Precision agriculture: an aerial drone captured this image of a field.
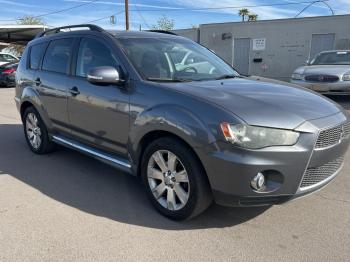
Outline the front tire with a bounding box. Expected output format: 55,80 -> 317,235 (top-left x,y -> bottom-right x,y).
141,137 -> 212,220
23,107 -> 56,154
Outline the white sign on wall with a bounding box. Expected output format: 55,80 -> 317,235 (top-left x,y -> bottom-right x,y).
253,38 -> 266,51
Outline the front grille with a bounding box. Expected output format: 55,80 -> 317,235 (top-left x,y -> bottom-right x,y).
304,74 -> 339,83
315,122 -> 350,149
300,156 -> 344,189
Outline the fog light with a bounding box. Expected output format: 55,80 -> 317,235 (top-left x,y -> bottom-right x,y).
251,172 -> 265,190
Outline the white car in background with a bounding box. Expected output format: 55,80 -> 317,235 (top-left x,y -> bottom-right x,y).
291,50 -> 350,94
0,52 -> 19,66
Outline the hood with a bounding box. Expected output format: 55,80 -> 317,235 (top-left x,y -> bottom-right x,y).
294,65 -> 350,76
169,78 -> 341,130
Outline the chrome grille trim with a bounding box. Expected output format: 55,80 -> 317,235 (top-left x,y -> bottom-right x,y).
304,74 -> 339,83
299,156 -> 344,191
315,122 -> 350,149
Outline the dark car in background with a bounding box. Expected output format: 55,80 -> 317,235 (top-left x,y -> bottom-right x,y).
15,25 -> 350,220
0,62 -> 18,87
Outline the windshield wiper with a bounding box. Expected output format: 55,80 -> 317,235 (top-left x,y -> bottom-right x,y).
215,74 -> 237,80
146,77 -> 193,82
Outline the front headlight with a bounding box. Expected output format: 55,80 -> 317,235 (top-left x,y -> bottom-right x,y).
291,73 -> 304,80
342,74 -> 350,81
220,123 -> 300,149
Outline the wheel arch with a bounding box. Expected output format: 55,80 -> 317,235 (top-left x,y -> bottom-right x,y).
19,87 -> 51,130
136,130 -> 206,174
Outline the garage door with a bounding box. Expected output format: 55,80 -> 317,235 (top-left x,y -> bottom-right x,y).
234,38 -> 251,75
310,34 -> 335,60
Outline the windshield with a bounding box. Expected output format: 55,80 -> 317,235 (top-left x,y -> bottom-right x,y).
117,37 -> 239,82
311,51 -> 350,65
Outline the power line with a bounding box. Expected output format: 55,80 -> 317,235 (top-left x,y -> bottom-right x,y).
295,0 -> 334,17
0,0 -> 100,22
85,11 -> 124,24
134,4 -> 152,29
126,0 -> 331,12
0,0 -> 332,26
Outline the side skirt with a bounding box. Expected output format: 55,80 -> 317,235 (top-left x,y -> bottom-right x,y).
52,135 -> 132,174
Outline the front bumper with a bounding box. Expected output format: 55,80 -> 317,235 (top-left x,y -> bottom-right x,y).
291,79 -> 350,94
198,112 -> 350,207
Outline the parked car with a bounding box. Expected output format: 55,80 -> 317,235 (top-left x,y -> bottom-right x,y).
0,52 -> 19,66
291,50 -> 350,94
15,25 -> 350,220
0,61 -> 18,87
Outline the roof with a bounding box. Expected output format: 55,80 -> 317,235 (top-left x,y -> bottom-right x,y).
0,25 -> 47,44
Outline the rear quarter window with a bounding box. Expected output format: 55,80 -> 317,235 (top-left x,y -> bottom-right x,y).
29,43 -> 47,70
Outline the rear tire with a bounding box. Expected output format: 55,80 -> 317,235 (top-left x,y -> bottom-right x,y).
23,107 -> 56,154
141,137 -> 212,220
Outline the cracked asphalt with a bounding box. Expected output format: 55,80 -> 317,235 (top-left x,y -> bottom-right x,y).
0,88 -> 349,262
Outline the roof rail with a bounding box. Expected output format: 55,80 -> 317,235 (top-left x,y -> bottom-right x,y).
147,30 -> 177,36
35,24 -> 104,38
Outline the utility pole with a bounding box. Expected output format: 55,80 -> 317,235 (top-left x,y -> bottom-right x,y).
125,0 -> 129,30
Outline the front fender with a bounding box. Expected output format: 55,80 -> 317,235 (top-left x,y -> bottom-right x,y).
128,104 -> 217,166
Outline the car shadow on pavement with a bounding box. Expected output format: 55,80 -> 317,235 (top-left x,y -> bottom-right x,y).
0,124 -> 269,230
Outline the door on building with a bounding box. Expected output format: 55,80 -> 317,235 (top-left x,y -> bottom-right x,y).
233,38 -> 251,75
310,34 -> 335,60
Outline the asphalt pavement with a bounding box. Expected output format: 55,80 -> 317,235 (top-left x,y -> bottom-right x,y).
0,88 -> 349,262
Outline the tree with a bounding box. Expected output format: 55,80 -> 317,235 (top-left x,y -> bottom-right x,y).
248,14 -> 258,21
152,16 -> 175,31
17,15 -> 46,25
3,16 -> 46,56
238,8 -> 250,22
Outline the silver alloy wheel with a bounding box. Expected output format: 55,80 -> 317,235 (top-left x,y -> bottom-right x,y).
147,150 -> 190,211
25,113 -> 42,150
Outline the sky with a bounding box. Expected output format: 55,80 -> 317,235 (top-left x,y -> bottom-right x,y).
0,0 -> 350,30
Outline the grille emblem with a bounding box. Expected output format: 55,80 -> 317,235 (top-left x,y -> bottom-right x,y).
318,75 -> 325,81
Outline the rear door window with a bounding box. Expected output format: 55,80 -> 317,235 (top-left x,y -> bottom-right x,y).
42,38 -> 75,74
29,43 -> 46,70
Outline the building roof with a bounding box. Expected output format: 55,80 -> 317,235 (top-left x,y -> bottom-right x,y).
0,25 -> 47,44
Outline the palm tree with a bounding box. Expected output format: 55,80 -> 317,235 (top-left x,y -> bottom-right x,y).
248,14 -> 258,21
238,8 -> 250,22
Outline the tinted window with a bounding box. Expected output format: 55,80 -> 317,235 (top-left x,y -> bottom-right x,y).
29,43 -> 46,70
0,54 -> 17,62
42,38 -> 75,74
76,38 -> 118,77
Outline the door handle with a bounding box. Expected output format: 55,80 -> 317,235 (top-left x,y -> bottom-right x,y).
69,86 -> 80,96
34,77 -> 41,86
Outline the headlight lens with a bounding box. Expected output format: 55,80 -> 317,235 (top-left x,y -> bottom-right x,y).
291,73 -> 304,80
343,74 -> 350,81
220,123 -> 300,149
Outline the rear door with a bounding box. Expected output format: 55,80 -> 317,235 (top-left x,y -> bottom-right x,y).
36,37 -> 76,135
67,36 -> 130,157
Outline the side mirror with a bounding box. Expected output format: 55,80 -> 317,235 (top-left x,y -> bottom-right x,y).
304,60 -> 310,66
87,66 -> 124,85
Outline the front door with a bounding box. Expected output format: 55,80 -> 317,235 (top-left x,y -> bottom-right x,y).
67,37 -> 130,157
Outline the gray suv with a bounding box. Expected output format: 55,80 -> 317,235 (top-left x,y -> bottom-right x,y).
15,25 -> 350,220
